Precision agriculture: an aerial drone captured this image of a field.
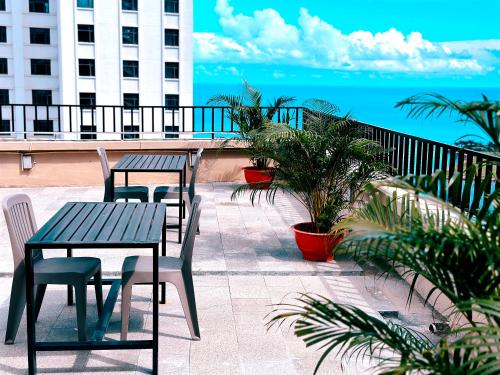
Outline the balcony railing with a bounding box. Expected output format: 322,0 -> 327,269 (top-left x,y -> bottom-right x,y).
1,104 -> 498,213
0,104 -> 304,140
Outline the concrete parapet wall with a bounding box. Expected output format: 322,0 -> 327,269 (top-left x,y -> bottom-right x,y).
0,140 -> 249,187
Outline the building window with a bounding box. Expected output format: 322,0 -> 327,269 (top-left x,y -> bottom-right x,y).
29,0 -> 49,13
34,120 -> 53,133
31,59 -> 51,75
123,60 -> 139,78
0,26 -> 6,43
78,59 -> 95,76
123,93 -> 139,109
77,0 -> 94,8
30,28 -> 50,44
165,0 -> 179,13
122,26 -> 138,45
122,0 -> 138,11
0,58 -> 7,74
0,89 -> 9,104
32,90 -> 52,105
164,62 -> 179,79
0,0 -> 5,11
165,94 -> 179,108
164,29 -> 179,46
77,24 -> 94,43
80,92 -> 96,108
0,120 -> 10,133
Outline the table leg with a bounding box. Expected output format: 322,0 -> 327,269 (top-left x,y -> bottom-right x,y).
161,216 -> 166,304
25,245 -> 37,374
110,171 -> 115,202
178,171 -> 183,244
67,248 -> 73,306
152,244 -> 159,375
125,172 -> 129,202
183,161 -> 187,187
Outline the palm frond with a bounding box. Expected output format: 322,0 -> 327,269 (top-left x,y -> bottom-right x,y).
267,293 -> 433,374
395,93 -> 500,152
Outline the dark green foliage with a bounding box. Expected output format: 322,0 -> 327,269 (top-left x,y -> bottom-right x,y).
232,99 -> 388,233
208,81 -> 295,168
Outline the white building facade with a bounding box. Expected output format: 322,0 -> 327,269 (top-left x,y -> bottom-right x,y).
0,0 -> 193,139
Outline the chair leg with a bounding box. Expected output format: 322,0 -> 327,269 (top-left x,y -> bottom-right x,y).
34,284 -> 47,322
94,271 -> 103,317
4,270 -> 26,345
175,271 -> 200,340
74,283 -> 88,342
120,282 -> 133,341
182,201 -> 186,219
140,194 -> 149,203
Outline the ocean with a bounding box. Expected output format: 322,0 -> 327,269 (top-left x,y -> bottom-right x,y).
194,83 -> 499,145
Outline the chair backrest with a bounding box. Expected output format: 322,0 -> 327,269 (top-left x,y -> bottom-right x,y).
180,195 -> 202,268
2,194 -> 43,270
96,147 -> 112,202
188,148 -> 204,200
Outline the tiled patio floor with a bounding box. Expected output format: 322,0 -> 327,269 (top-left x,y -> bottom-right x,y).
0,183 -> 438,374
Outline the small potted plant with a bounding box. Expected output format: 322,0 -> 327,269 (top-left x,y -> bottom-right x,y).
233,99 -> 387,261
208,81 -> 295,188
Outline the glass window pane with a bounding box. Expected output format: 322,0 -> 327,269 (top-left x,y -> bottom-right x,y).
0,26 -> 6,43
32,90 -> 52,105
77,24 -> 94,43
77,0 -> 94,8
164,29 -> 179,46
0,58 -> 7,74
122,27 -> 138,45
29,0 -> 49,13
165,0 -> 179,13
122,0 -> 138,11
30,28 -> 50,44
0,89 -> 9,105
31,59 -> 51,75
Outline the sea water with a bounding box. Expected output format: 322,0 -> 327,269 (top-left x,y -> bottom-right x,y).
194,83 -> 499,145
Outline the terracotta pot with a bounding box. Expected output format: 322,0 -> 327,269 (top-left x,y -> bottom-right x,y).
292,222 -> 344,262
242,166 -> 274,189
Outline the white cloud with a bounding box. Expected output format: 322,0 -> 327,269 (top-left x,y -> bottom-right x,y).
193,0 -> 499,75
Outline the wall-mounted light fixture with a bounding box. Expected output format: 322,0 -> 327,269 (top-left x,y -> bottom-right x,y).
21,154 -> 33,170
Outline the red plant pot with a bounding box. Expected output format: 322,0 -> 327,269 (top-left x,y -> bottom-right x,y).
242,166 -> 274,189
292,222 -> 344,262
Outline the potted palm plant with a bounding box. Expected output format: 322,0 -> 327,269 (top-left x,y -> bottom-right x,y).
208,81 -> 295,188
232,99 -> 387,261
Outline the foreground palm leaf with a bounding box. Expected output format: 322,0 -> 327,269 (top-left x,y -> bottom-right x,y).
268,165 -> 499,373
267,294 -> 500,374
395,93 -> 500,153
334,177 -> 499,321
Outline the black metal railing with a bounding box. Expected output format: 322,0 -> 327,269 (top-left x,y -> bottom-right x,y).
0,104 -> 304,140
1,103 -> 497,212
302,108 -> 499,213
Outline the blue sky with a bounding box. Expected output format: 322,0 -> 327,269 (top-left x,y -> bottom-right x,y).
193,0 -> 500,87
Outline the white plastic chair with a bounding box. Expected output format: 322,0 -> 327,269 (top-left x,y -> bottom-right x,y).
120,195 -> 202,340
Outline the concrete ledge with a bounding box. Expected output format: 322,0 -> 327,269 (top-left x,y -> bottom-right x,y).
0,139 -> 241,152
0,139 -> 249,187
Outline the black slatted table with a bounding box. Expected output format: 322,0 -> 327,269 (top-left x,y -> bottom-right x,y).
25,202 -> 166,375
111,154 -> 187,243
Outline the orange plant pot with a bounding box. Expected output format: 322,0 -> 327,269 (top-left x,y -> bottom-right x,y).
292,222 -> 344,262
